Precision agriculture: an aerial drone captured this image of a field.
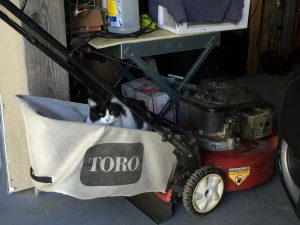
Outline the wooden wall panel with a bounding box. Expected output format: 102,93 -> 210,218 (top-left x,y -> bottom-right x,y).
0,0 -> 69,192
24,0 -> 69,99
247,0 -> 263,74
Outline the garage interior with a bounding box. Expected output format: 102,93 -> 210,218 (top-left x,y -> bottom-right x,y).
0,0 -> 300,224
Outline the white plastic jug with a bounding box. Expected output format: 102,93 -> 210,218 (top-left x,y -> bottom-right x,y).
107,0 -> 140,34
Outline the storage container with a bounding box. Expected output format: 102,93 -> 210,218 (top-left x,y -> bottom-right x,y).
107,0 -> 140,34
155,0 -> 250,34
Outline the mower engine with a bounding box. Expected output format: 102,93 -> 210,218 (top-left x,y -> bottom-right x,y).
180,79 -> 273,151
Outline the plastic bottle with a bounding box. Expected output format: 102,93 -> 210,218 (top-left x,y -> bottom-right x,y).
107,0 -> 140,34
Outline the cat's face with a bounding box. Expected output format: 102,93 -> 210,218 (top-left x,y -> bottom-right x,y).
88,98 -> 107,123
87,98 -> 126,125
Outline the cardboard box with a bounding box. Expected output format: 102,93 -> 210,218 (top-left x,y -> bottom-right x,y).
72,0 -> 104,33
86,59 -> 119,96
121,78 -> 176,122
135,88 -> 169,114
87,59 -> 118,83
121,78 -> 155,98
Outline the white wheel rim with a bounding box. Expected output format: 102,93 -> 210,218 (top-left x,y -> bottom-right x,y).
192,174 -> 224,213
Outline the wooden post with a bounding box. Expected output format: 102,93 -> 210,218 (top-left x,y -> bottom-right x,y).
247,0 -> 263,74
0,0 -> 69,192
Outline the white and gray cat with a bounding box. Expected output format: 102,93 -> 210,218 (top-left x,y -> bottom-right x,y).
86,97 -> 150,130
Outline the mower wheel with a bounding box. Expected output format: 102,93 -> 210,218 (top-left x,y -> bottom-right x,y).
182,167 -> 224,214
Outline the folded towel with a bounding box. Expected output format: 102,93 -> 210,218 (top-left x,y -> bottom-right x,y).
183,0 -> 232,23
149,0 -> 187,24
149,0 -> 244,24
225,0 -> 245,23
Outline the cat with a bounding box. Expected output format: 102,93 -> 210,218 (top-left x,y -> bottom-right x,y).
86,96 -> 150,130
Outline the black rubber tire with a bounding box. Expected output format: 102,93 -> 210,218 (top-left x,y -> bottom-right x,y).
182,167 -> 224,215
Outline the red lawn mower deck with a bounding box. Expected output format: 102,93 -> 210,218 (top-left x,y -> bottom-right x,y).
147,136 -> 278,223
203,136 -> 278,192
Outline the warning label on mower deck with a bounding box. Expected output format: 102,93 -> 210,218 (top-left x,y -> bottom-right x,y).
228,167 -> 250,186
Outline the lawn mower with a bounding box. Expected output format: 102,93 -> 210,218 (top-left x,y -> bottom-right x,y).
0,1 -> 278,223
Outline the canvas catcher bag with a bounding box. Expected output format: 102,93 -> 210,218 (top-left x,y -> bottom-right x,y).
18,95 -> 177,200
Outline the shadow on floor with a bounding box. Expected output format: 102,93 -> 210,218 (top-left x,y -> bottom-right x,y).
0,170 -> 299,225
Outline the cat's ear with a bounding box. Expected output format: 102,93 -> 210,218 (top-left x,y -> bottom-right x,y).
87,98 -> 97,108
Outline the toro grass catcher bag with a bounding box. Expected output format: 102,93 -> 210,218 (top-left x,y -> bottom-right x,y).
18,95 -> 177,199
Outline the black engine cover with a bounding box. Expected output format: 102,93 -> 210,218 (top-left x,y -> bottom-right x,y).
180,79 -> 262,132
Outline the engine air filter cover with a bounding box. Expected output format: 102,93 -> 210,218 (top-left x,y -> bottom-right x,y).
240,106 -> 273,140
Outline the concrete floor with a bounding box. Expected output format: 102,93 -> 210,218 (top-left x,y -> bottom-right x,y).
0,171 -> 298,225
0,73 -> 300,225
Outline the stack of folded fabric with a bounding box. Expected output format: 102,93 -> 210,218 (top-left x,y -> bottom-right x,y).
149,0 -> 244,25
